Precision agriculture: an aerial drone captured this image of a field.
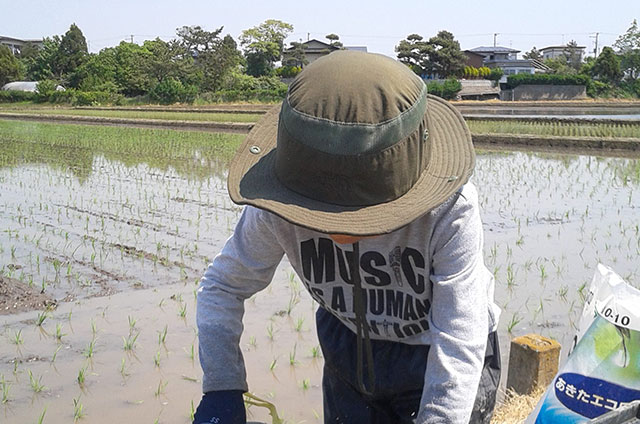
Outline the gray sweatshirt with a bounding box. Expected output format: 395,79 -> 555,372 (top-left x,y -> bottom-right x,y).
197,182 -> 500,423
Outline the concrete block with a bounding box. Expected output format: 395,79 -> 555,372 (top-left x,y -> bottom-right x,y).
506,334 -> 561,395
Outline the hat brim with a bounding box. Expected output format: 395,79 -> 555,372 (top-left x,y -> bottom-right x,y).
227,94 -> 474,236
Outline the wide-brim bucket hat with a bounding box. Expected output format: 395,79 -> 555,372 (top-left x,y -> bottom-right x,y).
228,50 -> 475,236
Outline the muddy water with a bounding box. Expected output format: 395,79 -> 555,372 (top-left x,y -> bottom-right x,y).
1,134 -> 640,423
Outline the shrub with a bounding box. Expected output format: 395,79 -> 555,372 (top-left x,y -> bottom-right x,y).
0,90 -> 36,103
488,68 -> 504,82
149,78 -> 197,105
35,80 -> 59,102
506,73 -> 589,89
426,78 -> 462,100
72,91 -> 124,106
586,80 -> 611,98
276,65 -> 302,79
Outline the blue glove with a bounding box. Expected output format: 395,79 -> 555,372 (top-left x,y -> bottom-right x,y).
193,390 -> 246,424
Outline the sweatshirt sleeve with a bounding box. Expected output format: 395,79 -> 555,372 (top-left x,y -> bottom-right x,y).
197,206 -> 285,393
416,184 -> 492,423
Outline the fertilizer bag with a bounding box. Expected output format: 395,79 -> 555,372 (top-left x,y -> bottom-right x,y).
529,264 -> 640,423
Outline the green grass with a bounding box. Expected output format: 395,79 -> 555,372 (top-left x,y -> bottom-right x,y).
468,120 -> 640,139
0,120 -> 245,180
2,108 -> 263,123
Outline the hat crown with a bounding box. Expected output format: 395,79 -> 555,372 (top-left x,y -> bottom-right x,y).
287,51 -> 425,125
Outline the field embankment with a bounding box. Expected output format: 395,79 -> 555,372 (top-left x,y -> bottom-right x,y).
2,103 -> 640,157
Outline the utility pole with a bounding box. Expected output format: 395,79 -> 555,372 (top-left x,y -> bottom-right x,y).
493,33 -> 499,47
307,32 -> 310,41
591,32 -> 599,57
130,34 -> 134,43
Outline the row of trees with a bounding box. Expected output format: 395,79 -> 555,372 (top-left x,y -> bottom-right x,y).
1,20 -> 301,103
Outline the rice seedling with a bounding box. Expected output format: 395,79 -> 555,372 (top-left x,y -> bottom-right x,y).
266,322 -> 275,341
301,378 -> 310,391
157,325 -> 168,345
189,400 -> 196,422
310,346 -> 321,359
248,335 -> 257,349
289,344 -> 298,366
83,339 -> 97,358
51,345 -> 62,363
119,358 -> 129,378
37,407 -> 47,424
507,313 -> 523,334
154,351 -> 161,368
28,370 -> 46,393
77,367 -> 86,387
54,323 -> 65,341
244,393 -> 284,424
127,315 -> 137,331
154,379 -> 168,397
35,311 -> 48,327
294,317 -> 305,332
269,358 -> 277,372
73,396 -> 84,421
122,333 -> 139,351
184,343 -> 195,361
178,302 -> 187,318
1,374 -> 10,403
11,329 -> 23,345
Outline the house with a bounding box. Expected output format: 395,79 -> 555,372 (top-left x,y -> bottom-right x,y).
466,46 -> 550,84
0,36 -> 44,55
283,39 -> 340,66
540,45 -> 586,61
464,51 -> 485,69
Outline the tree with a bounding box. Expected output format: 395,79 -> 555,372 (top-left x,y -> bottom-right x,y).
563,40 -> 583,71
326,33 -> 343,48
239,19 -> 294,76
395,34 -> 430,76
59,23 -> 88,86
591,47 -> 623,83
614,19 -> 640,80
424,31 -> 466,78
27,36 -> 63,81
395,31 -> 465,78
0,45 -> 21,86
544,56 -> 575,75
523,47 -> 542,60
283,41 -> 308,67
176,26 -> 242,91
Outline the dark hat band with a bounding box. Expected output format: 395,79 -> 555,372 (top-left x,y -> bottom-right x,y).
280,85 -> 428,156
275,115 -> 431,206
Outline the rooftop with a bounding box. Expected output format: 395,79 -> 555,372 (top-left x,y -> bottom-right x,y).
540,45 -> 586,51
469,46 -> 520,54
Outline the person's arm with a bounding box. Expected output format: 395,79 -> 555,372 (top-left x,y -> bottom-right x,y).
196,206 -> 285,399
416,184 -> 492,423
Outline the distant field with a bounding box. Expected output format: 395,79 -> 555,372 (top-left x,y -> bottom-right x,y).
3,108 -> 264,123
467,119 -> 640,139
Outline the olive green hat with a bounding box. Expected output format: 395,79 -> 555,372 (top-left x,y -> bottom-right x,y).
228,50 -> 475,236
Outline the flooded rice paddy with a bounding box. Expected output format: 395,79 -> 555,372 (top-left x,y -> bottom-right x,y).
1,120 -> 639,423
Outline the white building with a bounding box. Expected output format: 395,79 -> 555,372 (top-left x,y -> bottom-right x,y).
540,45 -> 586,61
0,36 -> 44,55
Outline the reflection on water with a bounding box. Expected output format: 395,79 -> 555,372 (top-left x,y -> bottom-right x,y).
474,151 -> 639,351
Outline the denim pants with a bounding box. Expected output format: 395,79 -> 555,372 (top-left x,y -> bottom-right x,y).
316,307 -> 501,424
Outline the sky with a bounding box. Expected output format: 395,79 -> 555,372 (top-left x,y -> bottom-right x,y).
2,0 -> 638,58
